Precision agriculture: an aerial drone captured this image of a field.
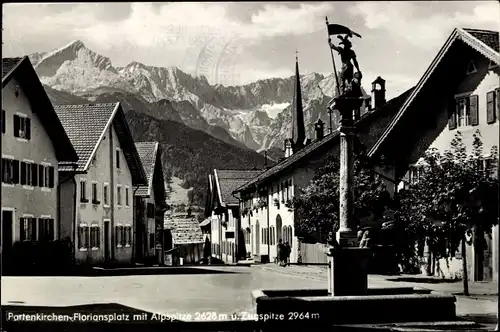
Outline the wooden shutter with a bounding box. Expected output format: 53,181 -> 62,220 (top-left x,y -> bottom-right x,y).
2,110 -> 5,134
30,218 -> 37,241
13,160 -> 19,184
48,166 -> 55,188
25,118 -> 31,139
486,91 -> 496,124
469,95 -> 479,126
20,219 -> 25,241
448,99 -> 457,129
38,165 -> 44,187
20,162 -> 26,185
38,219 -> 45,241
13,115 -> 20,137
496,88 -> 500,120
31,163 -> 38,186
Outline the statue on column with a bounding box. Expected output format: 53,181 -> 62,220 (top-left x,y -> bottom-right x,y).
329,35 -> 362,97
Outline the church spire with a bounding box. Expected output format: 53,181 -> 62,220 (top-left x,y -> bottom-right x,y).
292,50 -> 306,151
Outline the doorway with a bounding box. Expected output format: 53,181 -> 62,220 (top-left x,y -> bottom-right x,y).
2,210 -> 14,269
104,220 -> 110,262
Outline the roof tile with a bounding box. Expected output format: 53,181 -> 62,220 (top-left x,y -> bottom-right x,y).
135,142 -> 158,196
2,57 -> 23,79
164,214 -> 204,245
463,28 -> 499,52
54,103 -> 117,171
215,169 -> 263,204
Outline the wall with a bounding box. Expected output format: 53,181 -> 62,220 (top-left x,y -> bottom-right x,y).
2,77 -> 59,243
393,56 -> 499,281
74,123 -> 134,265
58,177 -> 75,240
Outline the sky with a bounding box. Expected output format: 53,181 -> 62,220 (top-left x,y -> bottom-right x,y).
3,1 -> 500,98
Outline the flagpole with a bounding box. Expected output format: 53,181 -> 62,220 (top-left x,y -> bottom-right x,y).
325,16 -> 341,98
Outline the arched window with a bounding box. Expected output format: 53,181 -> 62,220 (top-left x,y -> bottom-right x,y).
289,226 -> 293,247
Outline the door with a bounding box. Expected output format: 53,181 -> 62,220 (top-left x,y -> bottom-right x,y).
104,221 -> 110,262
255,221 -> 260,256
1,211 -> 14,268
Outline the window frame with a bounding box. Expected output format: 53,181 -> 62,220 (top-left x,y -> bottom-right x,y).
80,179 -> 88,203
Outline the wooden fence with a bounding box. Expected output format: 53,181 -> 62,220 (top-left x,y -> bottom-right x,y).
298,242 -> 328,264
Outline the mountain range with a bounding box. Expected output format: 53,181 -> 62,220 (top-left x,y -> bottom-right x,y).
28,39 -> 367,204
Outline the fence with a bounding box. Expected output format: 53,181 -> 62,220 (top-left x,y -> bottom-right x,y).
298,242 -> 328,264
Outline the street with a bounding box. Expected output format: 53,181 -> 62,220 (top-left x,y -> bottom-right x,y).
1,264 -> 497,324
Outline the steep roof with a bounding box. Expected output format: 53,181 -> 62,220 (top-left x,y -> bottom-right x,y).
2,56 -> 78,162
235,87 -> 415,193
368,28 -> 500,158
214,169 -> 263,206
164,214 -> 204,245
54,102 -> 146,185
134,141 -> 159,197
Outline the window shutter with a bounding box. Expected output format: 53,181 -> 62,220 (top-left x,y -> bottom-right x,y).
20,219 -> 25,241
486,91 -> 495,124
38,165 -> 44,187
31,163 -> 38,186
13,160 -> 20,184
31,218 -> 37,241
2,110 -> 5,134
48,166 -> 55,188
25,118 -> 31,139
469,95 -> 479,126
496,88 -> 500,120
448,99 -> 457,130
20,162 -> 27,185
38,218 -> 45,241
13,115 -> 20,137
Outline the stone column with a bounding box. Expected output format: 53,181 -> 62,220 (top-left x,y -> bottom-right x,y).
326,96 -> 371,296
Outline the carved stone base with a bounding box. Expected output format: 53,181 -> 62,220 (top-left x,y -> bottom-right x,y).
326,247 -> 372,296
336,230 -> 358,247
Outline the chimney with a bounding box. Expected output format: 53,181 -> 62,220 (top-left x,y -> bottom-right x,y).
371,76 -> 386,110
314,118 -> 325,141
284,139 -> 293,158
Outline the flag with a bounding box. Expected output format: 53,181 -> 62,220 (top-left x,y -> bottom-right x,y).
326,23 -> 362,39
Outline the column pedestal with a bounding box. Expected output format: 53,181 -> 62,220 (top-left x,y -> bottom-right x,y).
326,247 -> 372,296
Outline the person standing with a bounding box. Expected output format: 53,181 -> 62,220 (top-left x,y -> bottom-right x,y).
277,239 -> 283,265
284,242 -> 291,267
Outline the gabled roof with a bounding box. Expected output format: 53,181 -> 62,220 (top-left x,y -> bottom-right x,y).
2,56 -> 78,162
213,169 -> 263,206
234,87 -> 415,193
164,214 -> 204,245
134,141 -> 159,197
368,28 -> 499,159
54,102 -> 146,185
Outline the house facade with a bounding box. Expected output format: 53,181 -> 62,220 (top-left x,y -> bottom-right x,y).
55,102 -> 146,266
368,28 -> 499,281
134,141 -> 167,265
205,169 -> 262,263
1,57 -> 78,266
233,57 -> 411,264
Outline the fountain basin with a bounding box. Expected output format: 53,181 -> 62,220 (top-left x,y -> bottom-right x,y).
251,287 -> 457,325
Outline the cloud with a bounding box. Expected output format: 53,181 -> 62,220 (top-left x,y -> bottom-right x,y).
348,1 -> 500,50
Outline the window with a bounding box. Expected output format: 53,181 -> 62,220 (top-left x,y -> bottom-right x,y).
125,186 -> 130,206
90,224 -> 100,249
125,226 -> 132,246
92,182 -> 100,204
117,185 -> 122,205
103,183 -> 109,206
116,225 -> 124,247
489,60 -> 498,69
20,217 -> 36,241
80,180 -> 88,202
38,218 -> 55,241
13,114 -> 31,140
457,97 -> 470,127
2,110 -> 5,134
409,166 -> 424,184
19,161 -> 33,187
487,91 -> 497,124
37,165 -> 54,188
149,233 -> 155,249
2,158 -> 18,185
147,203 -> 155,218
78,224 -> 89,250
116,149 -> 120,169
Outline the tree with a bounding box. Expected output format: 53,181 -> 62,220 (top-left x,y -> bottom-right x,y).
397,130 -> 499,295
289,147 -> 395,243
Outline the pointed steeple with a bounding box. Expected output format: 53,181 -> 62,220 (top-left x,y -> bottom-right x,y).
292,51 -> 306,151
